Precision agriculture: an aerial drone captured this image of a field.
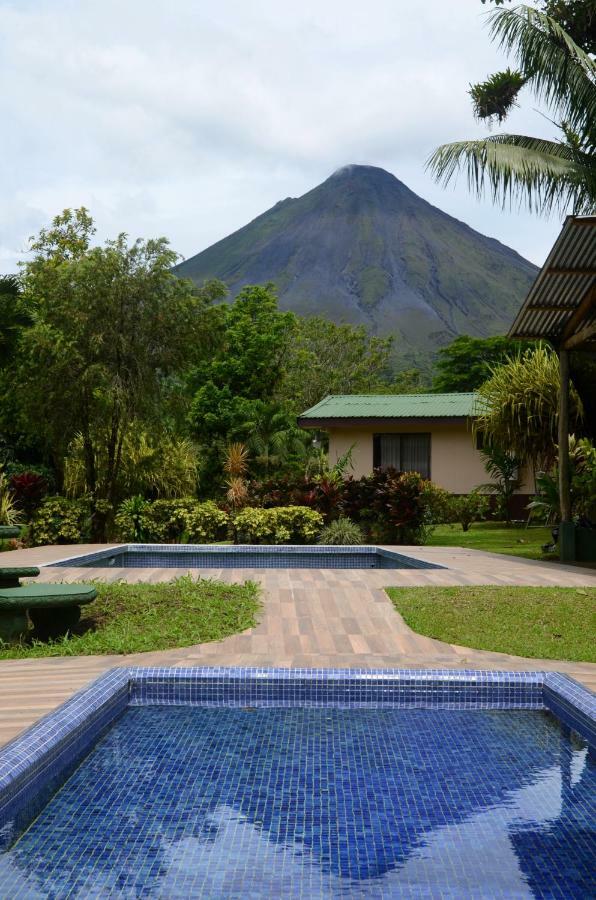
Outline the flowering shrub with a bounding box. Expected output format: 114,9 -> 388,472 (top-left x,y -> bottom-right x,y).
233,506 -> 323,544
29,496 -> 91,546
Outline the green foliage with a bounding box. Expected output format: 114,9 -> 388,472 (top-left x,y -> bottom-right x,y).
430,4 -> 596,216
29,496 -> 91,546
477,446 -> 522,523
318,517 -> 364,545
114,496 -> 149,542
279,316 -> 394,411
572,437 -> 596,520
475,346 -> 583,470
0,470 -> 23,527
64,428 -> 200,503
189,284 -> 297,482
419,481 -> 452,525
432,335 -> 536,392
0,577 -> 261,659
115,498 -> 229,543
11,209 -> 212,536
482,1 -> 596,56
233,506 -> 323,544
469,68 -> 527,123
527,436 -> 596,523
342,470 -> 430,544
444,491 -> 490,532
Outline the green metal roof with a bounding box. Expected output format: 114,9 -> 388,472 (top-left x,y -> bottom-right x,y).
298,393 -> 478,421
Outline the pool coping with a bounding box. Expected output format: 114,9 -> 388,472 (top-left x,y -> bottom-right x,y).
44,543 -> 446,570
0,665 -> 594,850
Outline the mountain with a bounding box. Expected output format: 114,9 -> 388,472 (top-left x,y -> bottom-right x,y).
174,165 -> 538,361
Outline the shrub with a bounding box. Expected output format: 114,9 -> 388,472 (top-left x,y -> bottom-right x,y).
318,517 -> 364,545
233,506 -> 323,544
342,469 -> 428,544
114,495 -> 150,542
445,491 -> 489,532
10,471 -> 49,519
419,481 -> 452,525
114,498 -> 229,543
184,501 -> 230,543
29,496 -> 91,546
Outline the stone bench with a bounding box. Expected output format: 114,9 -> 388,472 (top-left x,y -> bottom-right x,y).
0,583 -> 98,643
0,567 -> 41,588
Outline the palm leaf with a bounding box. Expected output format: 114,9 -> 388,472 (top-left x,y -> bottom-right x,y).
428,133 -> 596,215
489,6 -> 596,140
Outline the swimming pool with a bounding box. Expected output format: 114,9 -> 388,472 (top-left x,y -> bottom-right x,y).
0,668 -> 594,898
48,544 -> 445,570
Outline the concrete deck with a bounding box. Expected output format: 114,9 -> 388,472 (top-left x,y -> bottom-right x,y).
0,543 -> 595,747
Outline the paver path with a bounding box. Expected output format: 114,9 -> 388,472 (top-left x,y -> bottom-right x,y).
0,543 -> 595,746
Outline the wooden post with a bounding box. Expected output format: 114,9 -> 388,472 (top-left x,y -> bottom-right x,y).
558,349 -> 571,522
558,348 -> 575,561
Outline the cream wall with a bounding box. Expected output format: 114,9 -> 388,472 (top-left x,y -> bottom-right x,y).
327,423 -> 533,494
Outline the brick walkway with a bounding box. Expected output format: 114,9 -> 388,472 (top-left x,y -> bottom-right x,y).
1,543 -> 595,747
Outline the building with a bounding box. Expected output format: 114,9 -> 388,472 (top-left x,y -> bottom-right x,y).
297,392 -> 534,504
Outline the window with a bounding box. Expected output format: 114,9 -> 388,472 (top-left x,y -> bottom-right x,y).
373,433 -> 431,479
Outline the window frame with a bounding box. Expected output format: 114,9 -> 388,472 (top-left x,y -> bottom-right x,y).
372,432 -> 431,479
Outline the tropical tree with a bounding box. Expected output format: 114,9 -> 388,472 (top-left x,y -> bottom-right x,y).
432,334 -> 536,392
243,403 -> 307,473
474,346 -> 583,471
279,316 -> 394,411
428,4 -> 596,216
13,209 -> 207,537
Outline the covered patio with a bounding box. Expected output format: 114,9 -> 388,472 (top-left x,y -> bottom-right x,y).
508,215 -> 596,562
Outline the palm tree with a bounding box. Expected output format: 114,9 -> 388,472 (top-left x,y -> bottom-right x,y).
243,404 -> 307,473
428,6 -> 596,215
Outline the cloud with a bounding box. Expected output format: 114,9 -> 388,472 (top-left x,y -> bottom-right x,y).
0,0 -> 562,270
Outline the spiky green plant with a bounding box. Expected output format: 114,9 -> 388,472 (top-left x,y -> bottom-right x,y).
429,5 -> 596,215
0,471 -> 24,527
475,347 -> 583,472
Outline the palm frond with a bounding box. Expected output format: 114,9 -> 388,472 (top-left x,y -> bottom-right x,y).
428,133 -> 596,215
489,6 -> 596,139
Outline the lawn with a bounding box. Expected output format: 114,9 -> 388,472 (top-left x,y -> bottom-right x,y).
386,585 -> 596,663
0,576 -> 261,659
427,521 -> 553,560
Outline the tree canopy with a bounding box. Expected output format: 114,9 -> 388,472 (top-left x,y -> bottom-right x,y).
432,334 -> 536,392
9,209 -> 214,534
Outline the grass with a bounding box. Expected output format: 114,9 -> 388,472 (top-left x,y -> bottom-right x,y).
427,521 -> 553,560
0,576 -> 261,660
386,585 -> 596,663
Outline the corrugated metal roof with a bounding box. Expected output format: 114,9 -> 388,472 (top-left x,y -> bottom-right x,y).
508,216 -> 596,349
298,393 -> 478,420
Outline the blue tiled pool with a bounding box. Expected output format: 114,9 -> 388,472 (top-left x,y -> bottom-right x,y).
0,669 -> 594,899
48,544 -> 444,570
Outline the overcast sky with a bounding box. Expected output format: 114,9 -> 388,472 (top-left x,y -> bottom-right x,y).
1,0 -> 564,273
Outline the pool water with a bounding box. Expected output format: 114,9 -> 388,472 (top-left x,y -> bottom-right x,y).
0,706 -> 593,898
49,544 -> 444,570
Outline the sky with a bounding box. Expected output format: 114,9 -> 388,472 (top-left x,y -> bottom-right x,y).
0,0 -> 565,273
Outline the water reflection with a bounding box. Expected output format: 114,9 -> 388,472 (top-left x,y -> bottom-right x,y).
0,707 -> 593,898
